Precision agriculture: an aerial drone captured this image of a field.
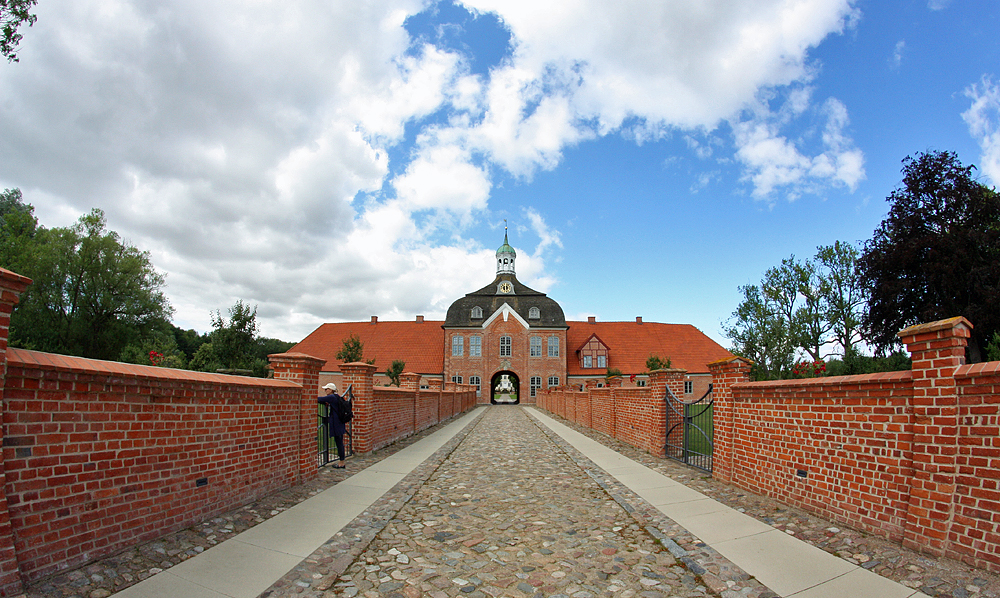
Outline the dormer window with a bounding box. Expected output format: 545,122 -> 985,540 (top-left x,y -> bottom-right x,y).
471,306 -> 483,319
528,307 -> 540,319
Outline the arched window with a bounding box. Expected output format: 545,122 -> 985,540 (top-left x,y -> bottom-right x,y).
528,307 -> 540,319
471,306 -> 483,319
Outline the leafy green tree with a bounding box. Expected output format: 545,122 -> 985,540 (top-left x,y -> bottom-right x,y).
9,209 -> 173,360
987,332 -> 1000,362
119,329 -> 186,369
646,355 -> 672,371
816,241 -> 865,356
0,188 -> 37,274
1,0 -> 37,62
724,283 -> 796,380
385,359 -> 405,386
209,300 -> 259,371
336,333 -> 375,364
857,151 -> 1000,361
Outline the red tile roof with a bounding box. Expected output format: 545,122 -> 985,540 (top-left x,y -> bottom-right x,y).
566,321 -> 732,375
290,318 -> 731,376
290,320 -> 446,373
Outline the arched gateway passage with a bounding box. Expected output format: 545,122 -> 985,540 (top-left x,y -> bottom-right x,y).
490,371 -> 520,404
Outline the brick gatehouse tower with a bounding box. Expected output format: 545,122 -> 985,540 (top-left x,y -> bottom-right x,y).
442,230 -> 568,404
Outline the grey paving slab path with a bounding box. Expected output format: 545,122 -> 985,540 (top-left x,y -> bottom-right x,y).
107,405 -> 937,598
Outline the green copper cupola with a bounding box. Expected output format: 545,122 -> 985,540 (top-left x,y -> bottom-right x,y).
496,229 -> 516,276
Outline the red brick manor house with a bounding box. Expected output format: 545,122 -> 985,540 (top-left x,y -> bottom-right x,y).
292,233 -> 732,403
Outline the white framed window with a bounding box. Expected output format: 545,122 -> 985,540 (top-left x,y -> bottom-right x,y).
684,380 -> 693,394
500,335 -> 511,357
470,375 -> 481,396
469,335 -> 482,356
530,336 -> 542,357
451,335 -> 464,356
471,306 -> 483,319
637,379 -> 647,387
548,336 -> 559,357
597,355 -> 606,368
451,375 -> 463,384
547,376 -> 559,387
530,376 -> 542,397
583,355 -> 592,368
528,307 -> 540,319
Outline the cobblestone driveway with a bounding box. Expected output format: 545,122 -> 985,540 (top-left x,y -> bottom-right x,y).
330,406 -> 710,598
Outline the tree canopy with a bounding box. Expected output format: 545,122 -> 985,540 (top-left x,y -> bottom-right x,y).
1,0 -> 37,62
5,206 -> 174,361
857,150 -> 1000,360
723,242 -> 867,380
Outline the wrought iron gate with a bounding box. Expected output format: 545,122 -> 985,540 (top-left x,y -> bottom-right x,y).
318,385 -> 354,467
664,383 -> 714,472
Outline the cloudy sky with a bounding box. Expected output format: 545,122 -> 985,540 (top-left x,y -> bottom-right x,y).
1,0 -> 998,347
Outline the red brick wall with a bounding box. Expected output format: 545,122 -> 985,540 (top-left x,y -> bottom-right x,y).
1,350 -> 310,587
711,317 -> 1000,575
951,361 -> 1000,571
343,364 -> 476,454
718,372 -> 915,540
536,369 -> 687,458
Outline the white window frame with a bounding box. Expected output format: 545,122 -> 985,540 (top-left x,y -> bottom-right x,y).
597,355 -> 606,368
451,335 -> 463,356
547,336 -> 559,357
451,375 -> 463,384
471,306 -> 483,319
528,307 -> 540,319
530,376 -> 542,397
469,335 -> 482,357
583,355 -> 592,368
470,375 -> 481,396
684,380 -> 694,394
530,336 -> 542,357
500,335 -> 511,357
547,376 -> 559,387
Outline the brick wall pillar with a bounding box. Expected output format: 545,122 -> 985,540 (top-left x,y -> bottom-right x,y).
649,368 -> 688,457
899,317 -> 972,556
400,372 -> 420,390
340,363 -> 377,453
0,267 -> 32,596
268,352 -> 325,483
709,357 -> 752,483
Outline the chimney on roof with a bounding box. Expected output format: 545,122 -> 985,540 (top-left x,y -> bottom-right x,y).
416,315 -> 424,323
588,316 -> 596,324
370,316 -> 378,324
636,316 -> 642,324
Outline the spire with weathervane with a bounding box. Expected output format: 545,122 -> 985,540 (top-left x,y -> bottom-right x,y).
496,221 -> 516,276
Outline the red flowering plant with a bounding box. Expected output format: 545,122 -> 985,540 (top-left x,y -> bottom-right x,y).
149,350 -> 164,366
791,359 -> 826,378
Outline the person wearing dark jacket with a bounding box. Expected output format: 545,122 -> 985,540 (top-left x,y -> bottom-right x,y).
318,382 -> 349,468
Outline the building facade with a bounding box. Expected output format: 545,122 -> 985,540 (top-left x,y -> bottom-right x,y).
291,234 -> 733,404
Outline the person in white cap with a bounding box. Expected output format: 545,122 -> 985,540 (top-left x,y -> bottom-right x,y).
318,383 -> 351,468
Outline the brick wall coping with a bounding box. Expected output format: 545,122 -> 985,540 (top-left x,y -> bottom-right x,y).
268,352 -> 326,365
956,361 -> 1000,378
708,355 -> 753,367
736,370 -> 912,390
897,316 -> 973,338
9,347 -> 299,389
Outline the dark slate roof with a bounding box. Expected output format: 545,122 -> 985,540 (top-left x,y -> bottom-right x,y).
444,275 -> 567,328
